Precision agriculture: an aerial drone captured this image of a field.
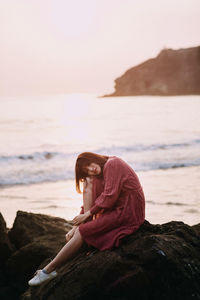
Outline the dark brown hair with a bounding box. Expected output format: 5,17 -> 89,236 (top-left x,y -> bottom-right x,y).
75,152 -> 109,193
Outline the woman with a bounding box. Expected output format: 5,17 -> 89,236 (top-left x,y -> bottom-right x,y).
28,152 -> 145,286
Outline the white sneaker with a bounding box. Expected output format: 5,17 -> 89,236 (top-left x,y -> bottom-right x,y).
28,270 -> 57,286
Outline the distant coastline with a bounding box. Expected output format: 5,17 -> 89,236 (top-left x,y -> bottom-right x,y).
104,46 -> 200,97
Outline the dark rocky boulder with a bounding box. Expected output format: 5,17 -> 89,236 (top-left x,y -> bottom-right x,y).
21,220 -> 200,300
0,213 -> 15,264
0,213 -> 16,300
6,211 -> 72,293
105,46 -> 200,96
9,210 -> 72,249
0,211 -> 72,300
0,211 -> 200,300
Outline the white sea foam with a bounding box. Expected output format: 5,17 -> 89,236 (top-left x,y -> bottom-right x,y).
0,139 -> 200,186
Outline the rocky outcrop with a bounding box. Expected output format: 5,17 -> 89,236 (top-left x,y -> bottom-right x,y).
106,46 -> 200,96
0,213 -> 16,300
0,211 -> 72,300
0,213 -> 15,264
0,211 -> 200,300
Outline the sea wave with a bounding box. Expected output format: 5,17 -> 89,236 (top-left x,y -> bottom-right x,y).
96,140 -> 200,154
1,138 -> 200,162
0,139 -> 200,186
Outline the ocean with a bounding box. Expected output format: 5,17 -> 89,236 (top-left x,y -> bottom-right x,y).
0,94 -> 200,227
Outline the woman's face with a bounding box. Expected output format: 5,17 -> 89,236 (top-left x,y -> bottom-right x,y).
85,163 -> 101,176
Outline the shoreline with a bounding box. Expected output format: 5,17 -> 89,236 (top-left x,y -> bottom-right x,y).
0,165 -> 200,228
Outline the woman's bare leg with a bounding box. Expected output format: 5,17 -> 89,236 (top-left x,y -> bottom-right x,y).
83,177 -> 93,212
66,178 -> 93,242
43,178 -> 93,273
44,228 -> 83,273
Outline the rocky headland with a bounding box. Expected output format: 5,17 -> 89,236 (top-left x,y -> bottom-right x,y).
105,46 -> 200,96
0,211 -> 200,300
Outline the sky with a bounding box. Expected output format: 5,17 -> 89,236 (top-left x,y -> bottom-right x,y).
0,0 -> 200,96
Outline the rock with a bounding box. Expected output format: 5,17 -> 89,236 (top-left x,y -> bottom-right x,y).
3,211 -> 72,298
23,220 -> 200,300
0,213 -> 17,300
44,152 -> 53,159
1,211 -> 200,300
0,213 -> 15,264
192,223 -> 200,236
105,46 -> 200,96
9,211 -> 72,249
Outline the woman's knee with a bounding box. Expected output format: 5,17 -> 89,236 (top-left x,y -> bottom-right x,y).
73,227 -> 83,242
83,177 -> 93,194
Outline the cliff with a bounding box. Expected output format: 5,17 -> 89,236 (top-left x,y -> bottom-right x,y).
0,211 -> 200,300
105,46 -> 200,96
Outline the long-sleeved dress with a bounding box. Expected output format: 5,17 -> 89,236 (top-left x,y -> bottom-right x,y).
79,156 -> 145,250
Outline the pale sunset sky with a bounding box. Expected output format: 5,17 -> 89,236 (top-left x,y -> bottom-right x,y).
0,0 -> 200,96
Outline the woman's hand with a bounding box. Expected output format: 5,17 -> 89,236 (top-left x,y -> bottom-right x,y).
73,211 -> 91,225
65,226 -> 77,242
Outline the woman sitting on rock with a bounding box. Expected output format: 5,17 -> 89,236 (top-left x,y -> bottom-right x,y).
28,152 -> 145,286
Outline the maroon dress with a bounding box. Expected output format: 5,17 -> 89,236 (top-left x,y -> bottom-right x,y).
79,156 -> 145,250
